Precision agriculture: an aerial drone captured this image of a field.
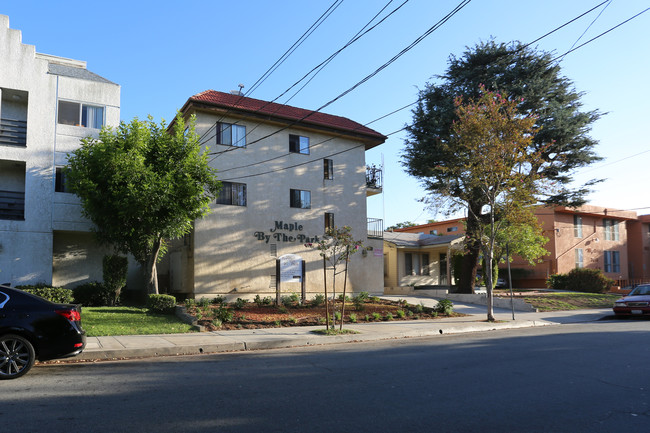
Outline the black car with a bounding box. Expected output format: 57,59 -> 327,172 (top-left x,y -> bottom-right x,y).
0,284 -> 86,379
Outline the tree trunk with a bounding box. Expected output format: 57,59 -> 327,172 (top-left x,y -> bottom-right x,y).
340,253 -> 350,331
323,257 -> 330,331
144,237 -> 162,295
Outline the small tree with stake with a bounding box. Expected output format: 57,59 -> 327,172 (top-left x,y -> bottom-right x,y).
306,226 -> 364,331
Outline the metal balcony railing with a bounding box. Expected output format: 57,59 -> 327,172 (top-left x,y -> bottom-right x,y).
0,118 -> 27,147
0,190 -> 25,220
367,218 -> 383,239
366,165 -> 382,190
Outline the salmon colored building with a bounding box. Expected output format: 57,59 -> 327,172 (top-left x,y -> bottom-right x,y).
394,205 -> 649,289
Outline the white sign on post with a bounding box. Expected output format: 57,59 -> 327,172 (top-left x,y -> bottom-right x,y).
279,254 -> 303,283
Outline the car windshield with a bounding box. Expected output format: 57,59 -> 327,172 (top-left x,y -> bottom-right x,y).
629,285 -> 650,296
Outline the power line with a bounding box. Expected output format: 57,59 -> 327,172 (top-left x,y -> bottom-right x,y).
246,0 -> 345,97
200,0 -> 411,154
211,1 -> 637,183
205,0 -> 471,158
196,0 -> 345,146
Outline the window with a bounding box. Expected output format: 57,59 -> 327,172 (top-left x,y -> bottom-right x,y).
216,182 -> 246,206
290,189 -> 311,209
575,248 -> 584,268
574,215 -> 583,238
603,219 -> 619,241
217,122 -> 246,147
324,212 -> 335,231
289,134 -> 309,154
55,167 -> 71,193
604,251 -> 620,273
447,226 -> 458,233
324,159 -> 333,180
57,101 -> 104,128
405,253 -> 429,276
430,230 -> 438,235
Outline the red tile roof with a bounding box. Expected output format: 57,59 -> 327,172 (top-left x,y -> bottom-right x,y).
184,90 -> 386,147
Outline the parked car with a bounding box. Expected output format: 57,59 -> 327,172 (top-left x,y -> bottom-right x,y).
0,284 -> 86,379
476,272 -> 507,288
613,284 -> 650,317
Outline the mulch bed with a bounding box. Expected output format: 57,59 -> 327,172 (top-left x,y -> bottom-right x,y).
183,298 -> 464,331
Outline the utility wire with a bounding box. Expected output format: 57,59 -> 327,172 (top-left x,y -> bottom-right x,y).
200,0 -> 410,153
206,0 -> 472,157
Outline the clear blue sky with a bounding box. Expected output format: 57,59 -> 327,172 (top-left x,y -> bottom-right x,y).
3,1 -> 649,226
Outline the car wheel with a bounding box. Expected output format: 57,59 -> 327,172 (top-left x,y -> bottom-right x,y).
0,334 -> 36,380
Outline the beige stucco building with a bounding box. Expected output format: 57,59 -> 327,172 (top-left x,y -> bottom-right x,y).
0,15 -> 125,287
158,90 -> 387,300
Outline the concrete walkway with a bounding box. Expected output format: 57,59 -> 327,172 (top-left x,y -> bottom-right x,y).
74,295 -> 613,362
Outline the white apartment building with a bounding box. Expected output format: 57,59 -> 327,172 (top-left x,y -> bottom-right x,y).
159,90 -> 387,299
0,15 -> 122,287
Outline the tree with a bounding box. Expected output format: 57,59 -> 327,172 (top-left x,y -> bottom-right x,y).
386,221 -> 418,230
305,226 -> 364,331
445,88 -> 542,320
66,115 -> 220,294
402,40 -> 601,293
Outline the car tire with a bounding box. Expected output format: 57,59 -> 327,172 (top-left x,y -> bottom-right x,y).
0,334 -> 36,380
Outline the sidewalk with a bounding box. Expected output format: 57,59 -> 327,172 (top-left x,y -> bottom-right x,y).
74,295 -> 613,362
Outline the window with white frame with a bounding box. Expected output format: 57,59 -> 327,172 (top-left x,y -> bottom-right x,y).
57,100 -> 104,128
289,134 -> 309,154
603,219 -> 619,241
405,252 -> 430,276
604,251 -> 620,273
216,181 -> 247,206
447,226 -> 458,232
575,248 -> 584,268
216,122 -> 246,147
574,215 -> 583,238
290,189 -> 311,209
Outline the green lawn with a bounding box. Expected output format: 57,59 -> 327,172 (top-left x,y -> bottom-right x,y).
519,292 -> 620,312
82,307 -> 195,337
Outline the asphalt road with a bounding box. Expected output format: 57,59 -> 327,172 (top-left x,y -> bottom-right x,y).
3,319 -> 649,433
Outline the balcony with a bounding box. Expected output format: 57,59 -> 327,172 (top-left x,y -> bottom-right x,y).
0,118 -> 27,147
0,190 -> 25,220
366,165 -> 382,197
367,218 -> 383,239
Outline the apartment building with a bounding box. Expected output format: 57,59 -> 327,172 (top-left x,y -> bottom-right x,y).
158,90 -> 387,299
395,205 -> 645,288
0,15 -> 122,287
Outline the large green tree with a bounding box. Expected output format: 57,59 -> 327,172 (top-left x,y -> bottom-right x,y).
67,115 -> 220,294
402,41 -> 601,293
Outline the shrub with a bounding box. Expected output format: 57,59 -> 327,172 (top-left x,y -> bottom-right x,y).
385,312 -> 394,321
349,313 -> 358,323
197,298 -> 211,307
102,255 -> 127,306
338,294 -> 351,302
211,319 -> 223,329
435,299 -> 454,315
211,296 -> 226,305
16,284 -> 74,304
372,312 -> 381,321
234,298 -> 248,309
547,268 -> 614,293
185,298 -> 196,308
281,293 -> 300,308
147,294 -> 176,314
254,294 -> 263,307
352,292 -> 370,311
396,309 -> 406,318
311,294 -> 325,307
215,305 -> 234,323
262,296 -> 273,305
334,311 -> 342,321
73,282 -> 115,306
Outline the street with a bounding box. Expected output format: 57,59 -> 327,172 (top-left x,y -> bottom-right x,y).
3,319 -> 649,433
